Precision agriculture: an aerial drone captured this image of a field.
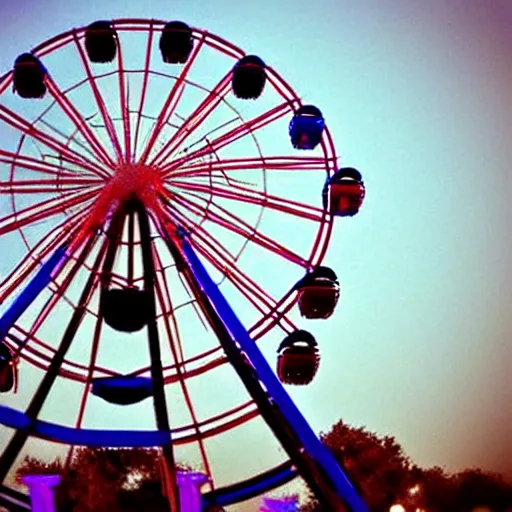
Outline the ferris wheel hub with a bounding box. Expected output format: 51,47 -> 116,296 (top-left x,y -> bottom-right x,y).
110,163 -> 162,203
81,164 -> 163,234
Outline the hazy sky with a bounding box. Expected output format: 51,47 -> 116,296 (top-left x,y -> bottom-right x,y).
0,0 -> 511,511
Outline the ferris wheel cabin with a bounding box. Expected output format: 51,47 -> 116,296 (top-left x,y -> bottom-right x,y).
159,21 -> 194,64
100,287 -> 151,333
85,20 -> 118,63
91,376 -> 154,405
231,55 -> 267,99
277,330 -> 320,385
289,105 -> 325,150
323,167 -> 365,217
13,53 -> 47,99
296,266 -> 340,319
0,342 -> 15,393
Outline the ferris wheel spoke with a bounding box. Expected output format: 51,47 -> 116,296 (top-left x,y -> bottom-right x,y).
193,239 -> 276,316
160,205 -> 290,315
170,192 -> 307,267
139,33 -> 207,164
45,78 -> 117,172
149,72 -> 232,168
71,30 -> 124,163
161,212 -> 297,333
152,239 -> 211,358
20,231 -> 99,345
0,208 -> 89,302
70,298 -> 105,463
150,221 -> 211,333
197,250 -> 296,333
169,178 -> 325,223
35,212 -> 122,393
132,21 -> 155,161
0,71 -> 12,96
0,185 -> 100,237
152,249 -> 186,363
172,176 -> 323,227
160,100 -> 292,175
167,211 -> 296,332
115,41 -> 132,162
152,249 -> 213,480
0,177 -> 103,194
172,154 -> 330,178
0,149 -> 101,180
0,105 -> 110,179
161,204 -> 234,268
136,203 -> 180,508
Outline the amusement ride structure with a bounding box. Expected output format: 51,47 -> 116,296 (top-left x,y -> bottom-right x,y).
0,19 -> 367,511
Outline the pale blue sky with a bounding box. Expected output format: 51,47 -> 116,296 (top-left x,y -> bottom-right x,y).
0,1 -> 511,511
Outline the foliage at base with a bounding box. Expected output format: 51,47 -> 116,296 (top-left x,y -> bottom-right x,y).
299,420 -> 512,512
16,447 -> 191,512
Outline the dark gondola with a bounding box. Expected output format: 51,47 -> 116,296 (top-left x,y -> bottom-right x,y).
322,167 -> 365,217
0,342 -> 15,393
101,287 -> 151,333
231,55 -> 266,99
159,21 -> 194,64
85,20 -> 118,63
277,330 -> 319,385
288,105 -> 325,150
13,53 -> 47,99
91,376 -> 153,405
295,266 -> 340,319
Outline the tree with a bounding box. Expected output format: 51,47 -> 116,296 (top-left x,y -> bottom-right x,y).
16,447 -> 192,512
409,465 -> 457,512
455,469 -> 512,512
300,420 -> 512,512
14,455 -> 64,480
301,420 -> 413,512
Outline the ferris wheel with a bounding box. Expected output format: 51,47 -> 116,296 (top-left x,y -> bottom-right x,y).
0,19 -> 367,512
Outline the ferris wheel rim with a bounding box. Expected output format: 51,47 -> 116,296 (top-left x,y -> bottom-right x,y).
0,17 -> 337,380
0,19 -> 342,488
